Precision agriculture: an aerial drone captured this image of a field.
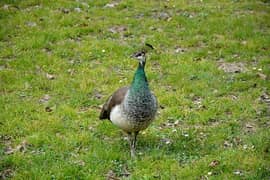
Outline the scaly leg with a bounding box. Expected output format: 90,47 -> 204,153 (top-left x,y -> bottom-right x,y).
127,132 -> 135,157
131,131 -> 139,157
133,131 -> 139,150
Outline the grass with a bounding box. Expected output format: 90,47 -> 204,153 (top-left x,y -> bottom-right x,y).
0,0 -> 270,179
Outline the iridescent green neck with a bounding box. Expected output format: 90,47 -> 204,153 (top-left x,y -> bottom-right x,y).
130,64 -> 149,93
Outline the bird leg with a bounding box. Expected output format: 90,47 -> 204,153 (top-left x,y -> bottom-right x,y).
132,131 -> 139,153
127,132 -> 139,157
127,132 -> 135,157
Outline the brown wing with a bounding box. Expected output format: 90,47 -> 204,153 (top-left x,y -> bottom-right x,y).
99,86 -> 129,120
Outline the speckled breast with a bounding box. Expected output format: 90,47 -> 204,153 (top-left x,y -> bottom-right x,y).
122,90 -> 158,131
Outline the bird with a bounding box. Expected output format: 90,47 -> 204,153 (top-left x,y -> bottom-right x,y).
99,45 -> 157,157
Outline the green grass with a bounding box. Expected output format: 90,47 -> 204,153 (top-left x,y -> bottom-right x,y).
1,0 -> 270,179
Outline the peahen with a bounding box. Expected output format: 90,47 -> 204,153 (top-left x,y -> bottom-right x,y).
99,45 -> 157,157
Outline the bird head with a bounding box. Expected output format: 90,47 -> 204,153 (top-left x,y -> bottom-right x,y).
130,43 -> 154,67
131,51 -> 146,66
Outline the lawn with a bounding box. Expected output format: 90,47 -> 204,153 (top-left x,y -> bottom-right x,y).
0,0 -> 270,179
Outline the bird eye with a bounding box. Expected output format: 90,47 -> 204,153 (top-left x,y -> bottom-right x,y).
136,53 -> 142,57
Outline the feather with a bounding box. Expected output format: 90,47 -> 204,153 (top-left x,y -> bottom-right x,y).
99,86 -> 129,120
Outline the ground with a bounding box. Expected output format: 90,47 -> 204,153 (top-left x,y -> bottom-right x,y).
0,0 -> 270,179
